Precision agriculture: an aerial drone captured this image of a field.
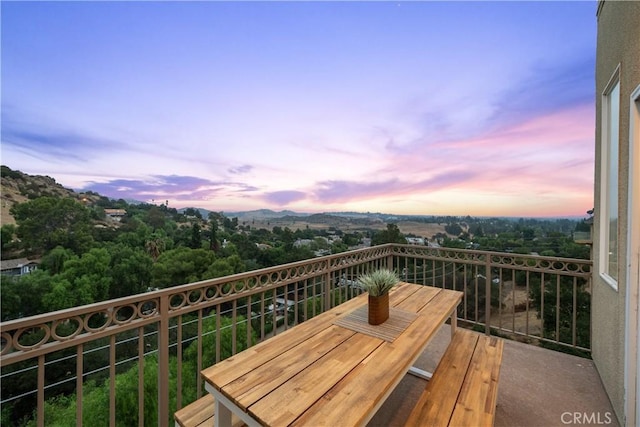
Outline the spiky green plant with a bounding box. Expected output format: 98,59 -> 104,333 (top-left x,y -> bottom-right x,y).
357,268 -> 400,297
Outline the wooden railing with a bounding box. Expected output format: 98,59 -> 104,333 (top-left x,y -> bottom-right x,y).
0,244 -> 591,427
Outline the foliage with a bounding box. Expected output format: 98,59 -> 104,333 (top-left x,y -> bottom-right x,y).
441,219 -> 590,260
371,223 -> 406,245
357,269 -> 400,297
151,247 -> 216,287
1,224 -> 17,254
105,243 -> 153,298
190,223 -> 202,249
11,197 -> 94,254
1,165 -> 24,179
40,246 -> 75,274
444,222 -> 463,236
146,206 -> 166,231
529,276 -> 591,350
42,248 -> 112,311
1,270 -> 53,320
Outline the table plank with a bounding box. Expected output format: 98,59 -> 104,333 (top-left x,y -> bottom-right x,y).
395,285 -> 442,313
248,333 -> 384,426
202,293 -> 366,389
227,325 -> 355,408
385,281 -> 421,306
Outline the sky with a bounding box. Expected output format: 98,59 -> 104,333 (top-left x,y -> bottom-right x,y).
1,1 -> 597,218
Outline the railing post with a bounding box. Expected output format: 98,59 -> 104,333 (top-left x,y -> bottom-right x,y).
158,294 -> 170,427
324,259 -> 332,310
485,255 -> 491,336
386,254 -> 394,272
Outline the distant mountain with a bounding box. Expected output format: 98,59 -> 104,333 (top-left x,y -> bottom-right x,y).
226,209 -> 310,220
177,207 -> 212,218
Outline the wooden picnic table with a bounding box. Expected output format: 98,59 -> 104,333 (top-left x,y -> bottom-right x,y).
201,282 -> 463,427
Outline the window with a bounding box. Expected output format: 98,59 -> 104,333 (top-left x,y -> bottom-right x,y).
600,73 -> 620,289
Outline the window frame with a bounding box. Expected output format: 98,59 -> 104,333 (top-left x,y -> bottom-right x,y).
599,66 -> 621,290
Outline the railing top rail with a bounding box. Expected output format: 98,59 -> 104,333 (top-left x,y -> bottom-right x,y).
392,244 -> 591,276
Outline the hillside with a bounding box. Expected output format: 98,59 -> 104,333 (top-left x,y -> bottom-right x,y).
0,166 -> 101,225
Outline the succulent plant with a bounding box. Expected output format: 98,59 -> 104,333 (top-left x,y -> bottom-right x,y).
357,268 -> 400,297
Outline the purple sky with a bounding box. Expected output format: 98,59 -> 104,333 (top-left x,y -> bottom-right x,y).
1,1 -> 597,217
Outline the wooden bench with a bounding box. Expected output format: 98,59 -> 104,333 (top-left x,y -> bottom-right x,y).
174,394 -> 246,427
405,329 -> 504,427
174,394 -> 215,427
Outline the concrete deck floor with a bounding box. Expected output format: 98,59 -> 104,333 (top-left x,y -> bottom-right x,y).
368,326 -> 618,427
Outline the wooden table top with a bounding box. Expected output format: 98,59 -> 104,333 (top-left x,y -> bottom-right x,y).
202,283 -> 463,427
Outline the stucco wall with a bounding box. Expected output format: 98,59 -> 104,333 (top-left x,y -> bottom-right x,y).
592,1 -> 640,423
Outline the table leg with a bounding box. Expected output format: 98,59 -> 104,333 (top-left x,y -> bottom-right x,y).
450,310 -> 457,339
205,382 -> 262,427
214,396 -> 232,427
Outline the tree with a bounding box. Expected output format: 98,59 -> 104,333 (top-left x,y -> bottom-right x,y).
331,241 -> 349,253
0,270 -> 53,320
43,248 -> 112,311
190,223 -> 202,249
40,246 -> 74,274
150,247 -> 216,287
146,206 -> 166,231
207,219 -> 220,252
371,223 -> 406,245
1,224 -> 16,254
229,233 -> 259,261
445,222 -> 463,236
105,244 -> 153,298
183,207 -> 202,219
223,216 -> 238,231
145,237 -> 166,262
11,197 -> 94,254
203,255 -> 244,279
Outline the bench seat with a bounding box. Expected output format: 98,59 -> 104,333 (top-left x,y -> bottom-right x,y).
174,394 -> 246,427
174,394 -> 215,427
405,329 -> 504,427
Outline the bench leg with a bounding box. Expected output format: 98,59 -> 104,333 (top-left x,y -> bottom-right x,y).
408,367 -> 433,380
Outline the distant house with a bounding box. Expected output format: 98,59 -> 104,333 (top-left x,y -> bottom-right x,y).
406,237 -> 425,245
104,209 -> 127,222
0,258 -> 40,276
266,298 -> 296,316
293,239 -> 313,248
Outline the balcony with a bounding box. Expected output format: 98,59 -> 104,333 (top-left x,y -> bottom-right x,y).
1,244 -> 615,426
